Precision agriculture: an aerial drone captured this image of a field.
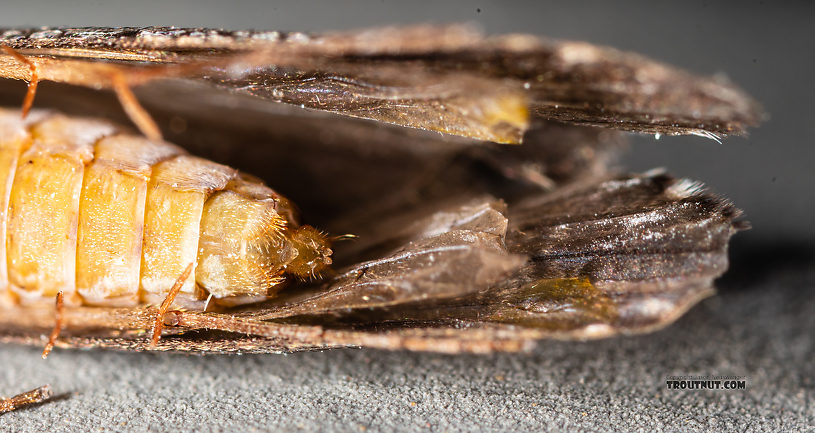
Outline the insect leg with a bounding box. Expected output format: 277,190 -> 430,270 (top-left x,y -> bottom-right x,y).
41,291 -> 64,359
0,46 -> 39,119
149,262 -> 194,348
109,71 -> 163,142
0,385 -> 53,414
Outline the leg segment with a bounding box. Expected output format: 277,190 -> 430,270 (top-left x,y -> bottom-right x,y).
110,71 -> 163,142
0,385 -> 53,414
149,262 -> 194,348
1,46 -> 39,119
41,291 -> 64,359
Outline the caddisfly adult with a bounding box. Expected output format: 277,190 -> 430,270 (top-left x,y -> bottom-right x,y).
0,25 -> 761,360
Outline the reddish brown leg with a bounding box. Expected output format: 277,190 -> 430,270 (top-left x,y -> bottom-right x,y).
149,262 -> 194,348
0,385 -> 53,414
1,46 -> 39,119
41,291 -> 64,359
110,71 -> 163,142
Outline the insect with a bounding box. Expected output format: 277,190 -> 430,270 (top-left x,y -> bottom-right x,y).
0,25 -> 761,362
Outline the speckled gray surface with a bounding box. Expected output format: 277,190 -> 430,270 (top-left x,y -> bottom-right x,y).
1,243 -> 813,432
1,1 -> 813,432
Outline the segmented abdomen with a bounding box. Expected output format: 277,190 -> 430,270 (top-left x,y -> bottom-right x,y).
0,109 -> 331,309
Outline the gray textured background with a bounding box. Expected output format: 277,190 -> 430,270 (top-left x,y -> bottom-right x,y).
1,1 -> 813,432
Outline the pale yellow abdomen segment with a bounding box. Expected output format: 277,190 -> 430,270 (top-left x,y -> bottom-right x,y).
0,111 -> 41,305
140,156 -> 235,306
76,136 -> 182,306
6,116 -> 116,304
197,178 -> 289,299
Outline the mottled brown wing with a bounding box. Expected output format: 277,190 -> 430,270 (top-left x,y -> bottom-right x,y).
0,25 -> 762,143
243,171 -> 741,339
